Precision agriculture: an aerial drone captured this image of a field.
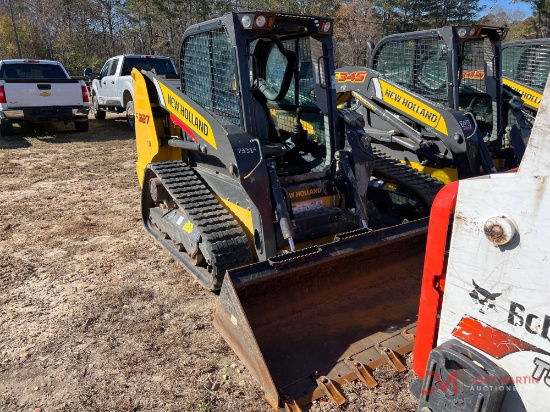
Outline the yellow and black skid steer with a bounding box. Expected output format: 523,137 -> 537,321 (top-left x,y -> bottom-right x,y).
133,11 -> 441,410
502,38 -> 550,119
336,25 -> 531,184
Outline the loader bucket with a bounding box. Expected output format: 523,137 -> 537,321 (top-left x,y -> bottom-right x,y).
214,219 -> 428,409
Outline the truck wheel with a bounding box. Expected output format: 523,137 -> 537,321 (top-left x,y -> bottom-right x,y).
126,100 -> 135,128
92,95 -> 106,120
0,119 -> 13,136
75,120 -> 89,132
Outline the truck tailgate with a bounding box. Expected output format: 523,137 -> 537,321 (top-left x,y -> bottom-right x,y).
3,79 -> 84,107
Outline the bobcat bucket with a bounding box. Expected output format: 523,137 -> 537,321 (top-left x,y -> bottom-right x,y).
214,219 -> 428,410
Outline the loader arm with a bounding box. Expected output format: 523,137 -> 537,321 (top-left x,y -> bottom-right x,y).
336,66 -> 489,181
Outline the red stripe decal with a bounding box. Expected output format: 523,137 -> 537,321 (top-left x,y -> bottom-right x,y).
452,316 -> 550,359
170,113 -> 198,142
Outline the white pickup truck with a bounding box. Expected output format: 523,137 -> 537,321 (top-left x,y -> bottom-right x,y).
0,59 -> 90,135
86,54 -> 179,127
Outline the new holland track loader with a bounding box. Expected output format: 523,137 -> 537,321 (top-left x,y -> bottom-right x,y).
336,26 -> 530,184
410,76 -> 550,412
133,11 -> 441,410
502,38 -> 550,119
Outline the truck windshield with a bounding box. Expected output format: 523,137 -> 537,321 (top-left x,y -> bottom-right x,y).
0,64 -> 67,79
121,57 -> 177,76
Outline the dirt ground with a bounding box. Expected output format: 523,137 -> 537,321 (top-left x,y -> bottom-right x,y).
0,114 -> 417,411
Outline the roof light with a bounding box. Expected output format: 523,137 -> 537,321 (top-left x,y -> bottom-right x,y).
241,15 -> 252,29
255,15 -> 266,28
457,27 -> 468,37
23,59 -> 40,63
320,21 -> 332,33
469,28 -> 477,36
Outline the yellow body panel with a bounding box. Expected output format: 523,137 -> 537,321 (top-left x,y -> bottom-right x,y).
401,160 -> 458,184
379,79 -> 449,136
133,69 -> 182,187
216,197 -> 255,256
503,78 -> 542,111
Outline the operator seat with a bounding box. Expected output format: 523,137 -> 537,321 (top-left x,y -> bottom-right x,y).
252,98 -> 287,158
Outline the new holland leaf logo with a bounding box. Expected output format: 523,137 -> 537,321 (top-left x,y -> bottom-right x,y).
469,279 -> 502,314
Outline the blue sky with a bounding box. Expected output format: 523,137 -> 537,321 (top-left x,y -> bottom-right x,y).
476,0 -> 534,19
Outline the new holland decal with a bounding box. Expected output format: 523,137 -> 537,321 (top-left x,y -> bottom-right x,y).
376,78 -> 448,136
158,82 -> 217,149
503,78 -> 542,110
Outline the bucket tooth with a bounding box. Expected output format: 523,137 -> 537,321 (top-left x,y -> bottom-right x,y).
344,357 -> 378,388
376,342 -> 407,372
315,376 -> 346,406
401,328 -> 416,343
282,395 -> 303,412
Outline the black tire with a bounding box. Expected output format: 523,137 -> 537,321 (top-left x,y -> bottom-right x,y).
126,100 -> 135,128
91,95 -> 106,120
0,119 -> 13,136
75,120 -> 89,132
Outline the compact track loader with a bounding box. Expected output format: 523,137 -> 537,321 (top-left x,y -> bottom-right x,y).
502,38 -> 550,118
336,26 -> 530,184
133,11 -> 441,410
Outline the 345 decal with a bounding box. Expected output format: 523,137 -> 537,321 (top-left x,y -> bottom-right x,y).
336,71 -> 367,83
462,70 -> 484,80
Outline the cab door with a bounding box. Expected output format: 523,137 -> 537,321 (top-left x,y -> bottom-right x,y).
97,57 -> 120,106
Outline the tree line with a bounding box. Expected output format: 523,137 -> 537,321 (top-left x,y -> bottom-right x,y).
0,0 -> 547,75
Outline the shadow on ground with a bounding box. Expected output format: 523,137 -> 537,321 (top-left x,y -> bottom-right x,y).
0,135 -> 31,149
0,115 -> 134,147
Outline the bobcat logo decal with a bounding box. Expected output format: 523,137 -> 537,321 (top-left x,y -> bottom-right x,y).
469,279 -> 502,314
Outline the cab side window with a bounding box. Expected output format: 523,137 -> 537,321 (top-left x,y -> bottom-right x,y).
182,28 -> 241,126
100,60 -> 111,77
108,58 -> 119,76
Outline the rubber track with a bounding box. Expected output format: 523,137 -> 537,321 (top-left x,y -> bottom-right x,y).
372,148 -> 445,210
147,161 -> 253,289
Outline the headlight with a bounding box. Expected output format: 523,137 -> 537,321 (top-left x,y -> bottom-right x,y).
457,27 -> 467,37
320,21 -> 331,33
241,15 -> 252,29
255,15 -> 266,28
